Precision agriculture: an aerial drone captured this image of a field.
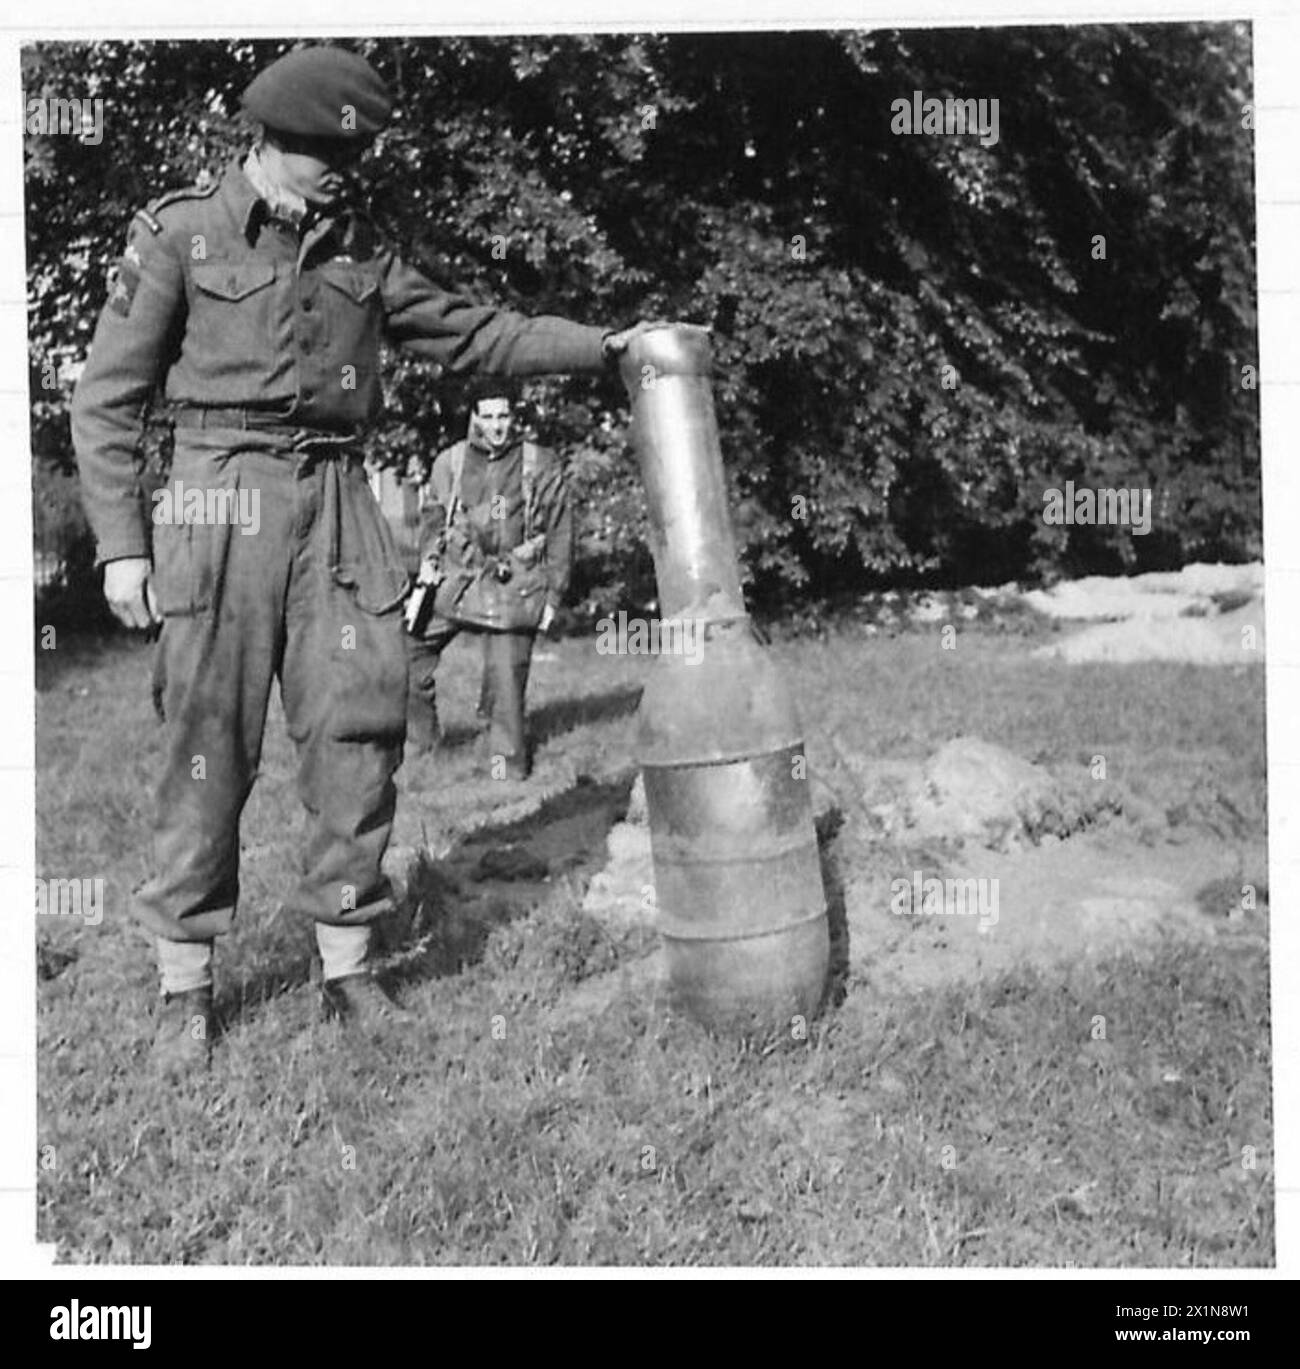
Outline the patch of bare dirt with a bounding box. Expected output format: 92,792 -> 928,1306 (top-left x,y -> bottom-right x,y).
839,831 -> 1266,995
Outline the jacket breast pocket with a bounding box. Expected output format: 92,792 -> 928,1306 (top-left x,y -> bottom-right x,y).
318,263 -> 382,397
189,259 -> 278,371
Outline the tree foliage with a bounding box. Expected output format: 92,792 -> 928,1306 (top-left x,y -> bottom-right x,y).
25,25 -> 1259,616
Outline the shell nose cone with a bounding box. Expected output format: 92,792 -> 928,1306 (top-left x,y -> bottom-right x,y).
619,323 -> 713,385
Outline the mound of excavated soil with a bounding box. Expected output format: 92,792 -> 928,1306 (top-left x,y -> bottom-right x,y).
1023,562 -> 1262,621
1023,562 -> 1265,666
1034,600 -> 1264,666
845,561 -> 1264,643
859,737 -> 1120,854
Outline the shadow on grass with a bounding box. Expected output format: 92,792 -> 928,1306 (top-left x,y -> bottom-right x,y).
436,719 -> 487,749
35,623 -> 142,692
430,683 -> 642,752
201,770 -> 636,1027
817,806 -> 851,1013
383,771 -> 636,987
530,685 -> 643,746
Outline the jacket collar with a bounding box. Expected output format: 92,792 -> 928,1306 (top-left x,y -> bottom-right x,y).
219,158 -> 269,240
242,146 -> 309,226
221,156 -> 342,245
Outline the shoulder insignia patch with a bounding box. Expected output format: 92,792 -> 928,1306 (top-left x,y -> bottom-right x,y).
107,265 -> 138,317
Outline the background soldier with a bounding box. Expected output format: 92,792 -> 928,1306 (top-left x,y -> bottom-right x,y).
407,378 -> 570,778
70,44 -> 661,1078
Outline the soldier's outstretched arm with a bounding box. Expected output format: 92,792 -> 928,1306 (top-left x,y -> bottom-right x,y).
377,249 -> 678,377
71,209 -> 186,626
378,248 -> 607,376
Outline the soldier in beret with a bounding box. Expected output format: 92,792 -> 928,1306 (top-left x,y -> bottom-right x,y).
71,44 -> 662,1078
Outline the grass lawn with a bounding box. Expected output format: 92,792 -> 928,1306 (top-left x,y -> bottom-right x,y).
34,620 -> 1272,1265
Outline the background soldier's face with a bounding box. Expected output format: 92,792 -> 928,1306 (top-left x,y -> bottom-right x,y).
263,131 -> 365,206
471,398 -> 515,453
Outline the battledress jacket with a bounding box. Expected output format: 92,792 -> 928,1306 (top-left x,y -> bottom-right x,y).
70,159 -> 608,564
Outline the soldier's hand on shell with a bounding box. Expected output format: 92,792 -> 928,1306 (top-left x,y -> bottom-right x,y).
103,556 -> 162,631
601,319 -> 702,358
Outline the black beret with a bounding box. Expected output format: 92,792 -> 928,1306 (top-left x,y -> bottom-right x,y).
243,46 -> 393,141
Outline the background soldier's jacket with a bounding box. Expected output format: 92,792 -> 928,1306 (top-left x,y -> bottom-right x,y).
71,160 -> 608,563
419,439 -> 572,613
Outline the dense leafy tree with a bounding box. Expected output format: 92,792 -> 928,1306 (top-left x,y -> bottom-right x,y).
26,25 -> 1258,618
